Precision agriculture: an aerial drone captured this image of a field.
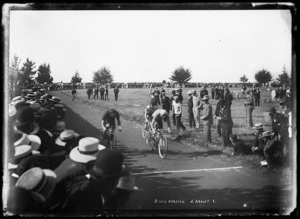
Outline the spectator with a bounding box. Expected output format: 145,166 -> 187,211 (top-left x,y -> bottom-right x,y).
251,123 -> 265,156
87,87 -> 93,100
105,86 -> 109,101
200,95 -> 213,146
55,137 -> 105,185
192,90 -> 201,128
211,86 -> 215,99
230,134 -> 252,156
224,87 -> 233,109
59,149 -> 128,214
254,86 -> 261,106
200,86 -> 208,99
114,86 -> 119,101
100,86 -> 105,100
214,96 -> 224,137
187,90 -> 195,128
175,88 -> 183,104
170,90 -> 177,126
245,90 -> 255,127
216,99 -> 233,147
172,96 -> 186,138
260,131 -> 284,167
94,87 -> 99,99
161,91 -> 171,115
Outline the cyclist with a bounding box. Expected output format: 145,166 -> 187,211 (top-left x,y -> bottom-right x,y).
101,109 -> 122,140
150,109 -> 172,135
144,103 -> 158,129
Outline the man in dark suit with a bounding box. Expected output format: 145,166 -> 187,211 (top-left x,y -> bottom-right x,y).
94,87 -> 99,99
161,91 -> 170,115
230,134 -> 252,155
100,86 -> 105,100
114,86 -> 119,101
187,90 -> 195,128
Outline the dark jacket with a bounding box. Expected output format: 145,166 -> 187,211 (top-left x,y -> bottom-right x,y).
55,158 -> 88,184
200,89 -> 208,98
233,140 -> 252,155
187,96 -> 193,113
219,106 -> 233,129
161,96 -> 170,112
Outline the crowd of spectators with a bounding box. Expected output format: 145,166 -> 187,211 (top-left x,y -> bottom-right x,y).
6,87 -> 142,216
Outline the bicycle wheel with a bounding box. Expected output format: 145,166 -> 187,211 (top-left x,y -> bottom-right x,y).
109,134 -> 117,150
158,135 -> 168,159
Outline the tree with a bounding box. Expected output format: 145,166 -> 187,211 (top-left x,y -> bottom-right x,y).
277,65 -> 291,85
240,75 -> 248,84
36,63 -> 53,84
18,58 -> 37,87
162,80 -> 166,84
71,71 -> 82,84
10,54 -> 21,71
93,67 -> 113,84
254,69 -> 272,85
169,66 -> 192,86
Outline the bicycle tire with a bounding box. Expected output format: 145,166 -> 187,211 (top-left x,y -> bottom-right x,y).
158,134 -> 168,159
109,134 -> 117,150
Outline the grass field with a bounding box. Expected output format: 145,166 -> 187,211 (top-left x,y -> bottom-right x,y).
60,87 -> 291,177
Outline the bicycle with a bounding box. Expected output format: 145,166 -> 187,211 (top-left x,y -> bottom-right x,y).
142,123 -> 168,159
103,124 -> 117,149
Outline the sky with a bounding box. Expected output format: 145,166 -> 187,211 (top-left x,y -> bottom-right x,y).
8,9 -> 292,83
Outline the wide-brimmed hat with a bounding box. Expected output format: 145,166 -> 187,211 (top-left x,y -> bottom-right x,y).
55,129 -> 79,146
14,133 -> 41,151
252,123 -> 264,130
49,96 -> 61,104
14,145 -> 33,162
37,109 -> 57,129
116,174 -> 143,192
69,137 -> 105,163
260,131 -> 272,139
89,148 -> 127,178
15,106 -> 34,127
187,90 -> 193,95
15,167 -> 57,202
202,95 -> 210,101
12,96 -> 22,102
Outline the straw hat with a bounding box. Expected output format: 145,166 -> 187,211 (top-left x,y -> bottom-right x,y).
259,131 -> 272,139
49,96 -> 61,104
15,167 -> 57,202
187,90 -> 193,95
14,145 -> 33,162
14,133 -> 41,151
69,137 -> 105,163
55,129 -> 79,146
116,174 -> 143,192
252,123 -> 264,130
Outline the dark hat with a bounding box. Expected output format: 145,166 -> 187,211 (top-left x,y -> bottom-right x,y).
15,167 -> 57,202
229,134 -> 238,141
54,104 -> 64,109
90,149 -> 127,178
269,107 -> 276,114
37,109 -> 57,129
14,99 -> 26,110
15,106 -> 34,127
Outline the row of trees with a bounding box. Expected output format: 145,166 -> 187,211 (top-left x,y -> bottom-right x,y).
240,65 -> 291,86
11,54 -> 290,87
10,55 -> 53,87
